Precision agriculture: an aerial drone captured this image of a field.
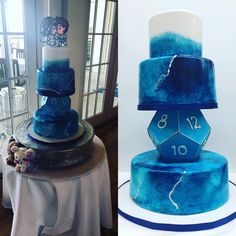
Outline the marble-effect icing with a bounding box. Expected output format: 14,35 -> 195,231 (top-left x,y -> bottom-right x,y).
150,32 -> 202,58
130,150 -> 229,215
33,109 -> 78,139
37,68 -> 75,96
138,55 -> 217,110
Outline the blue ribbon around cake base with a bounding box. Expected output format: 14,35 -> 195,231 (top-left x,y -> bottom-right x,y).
119,180 -> 236,232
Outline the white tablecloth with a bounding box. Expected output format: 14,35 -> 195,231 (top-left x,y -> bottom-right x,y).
119,172 -> 236,236
1,136 -> 113,236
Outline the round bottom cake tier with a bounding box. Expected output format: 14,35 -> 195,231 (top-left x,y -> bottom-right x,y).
130,150 -> 229,215
33,109 -> 78,139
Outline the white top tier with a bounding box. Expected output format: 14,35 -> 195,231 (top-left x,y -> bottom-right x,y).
149,10 -> 202,43
42,46 -> 70,61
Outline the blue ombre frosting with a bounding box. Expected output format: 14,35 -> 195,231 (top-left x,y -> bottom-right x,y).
139,31 -> 217,110
138,55 -> 217,110
130,150 -> 229,215
37,68 -> 75,96
150,32 -> 202,58
42,58 -> 69,72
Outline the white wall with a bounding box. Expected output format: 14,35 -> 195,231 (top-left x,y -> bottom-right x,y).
119,0 -> 236,173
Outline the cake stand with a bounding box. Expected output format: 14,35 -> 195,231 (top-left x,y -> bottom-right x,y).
14,118 -> 94,169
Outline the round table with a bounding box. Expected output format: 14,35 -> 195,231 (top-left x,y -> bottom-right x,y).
1,136 -> 113,236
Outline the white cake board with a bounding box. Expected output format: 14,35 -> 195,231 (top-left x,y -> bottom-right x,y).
119,173 -> 236,232
27,122 -> 84,143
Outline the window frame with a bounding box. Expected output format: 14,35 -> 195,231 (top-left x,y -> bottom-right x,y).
0,0 -> 37,137
82,0 -> 118,125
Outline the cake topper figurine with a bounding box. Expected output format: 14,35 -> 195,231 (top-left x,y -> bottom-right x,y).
40,16 -> 69,47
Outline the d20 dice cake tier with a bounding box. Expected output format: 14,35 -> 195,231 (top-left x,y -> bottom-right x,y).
33,37 -> 79,139
130,11 -> 229,215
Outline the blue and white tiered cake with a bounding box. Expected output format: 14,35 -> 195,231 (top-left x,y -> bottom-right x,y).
9,16 -> 94,170
33,17 -> 79,139
130,11 -> 229,215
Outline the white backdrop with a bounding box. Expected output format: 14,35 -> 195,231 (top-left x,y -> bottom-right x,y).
118,0 -> 236,172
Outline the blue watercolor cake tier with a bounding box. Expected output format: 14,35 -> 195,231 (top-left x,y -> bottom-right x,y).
33,108 -> 79,139
37,68 -> 75,96
138,55 -> 217,110
150,32 -> 202,58
130,149 -> 229,215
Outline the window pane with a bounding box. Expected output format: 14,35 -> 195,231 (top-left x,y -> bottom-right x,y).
82,0 -> 117,120
0,0 -> 29,135
113,96 -> 118,107
13,113 -> 28,132
82,95 -> 88,119
0,35 -> 26,78
0,85 -> 11,120
89,65 -> 99,93
113,82 -> 118,107
0,122 -> 9,146
99,64 -> 108,89
92,35 -> 102,65
9,35 -> 25,76
101,35 -> 112,63
86,34 -> 93,66
4,0 -> 24,32
0,85 -> 27,116
0,35 -> 6,59
84,67 -> 90,94
87,93 -> 96,118
0,36 -> 6,78
95,92 -> 104,114
104,1 -> 116,33
0,3 -> 3,32
12,84 -> 28,115
0,118 -> 12,134
88,0 -> 96,33
95,0 -> 106,33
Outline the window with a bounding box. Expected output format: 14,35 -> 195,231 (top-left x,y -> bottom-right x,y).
82,0 -> 117,120
0,0 -> 30,143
